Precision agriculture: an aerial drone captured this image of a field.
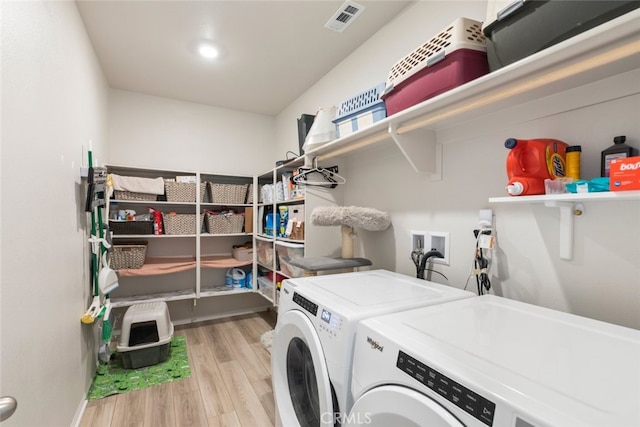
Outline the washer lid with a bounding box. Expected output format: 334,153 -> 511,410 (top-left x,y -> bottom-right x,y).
288,270 -> 468,308
345,385 -> 463,427
367,295 -> 640,426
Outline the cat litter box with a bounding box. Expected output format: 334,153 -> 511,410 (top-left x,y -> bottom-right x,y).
117,302 -> 174,369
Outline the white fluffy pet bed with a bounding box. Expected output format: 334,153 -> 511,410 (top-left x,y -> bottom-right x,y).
311,206 -> 391,231
310,206 -> 391,259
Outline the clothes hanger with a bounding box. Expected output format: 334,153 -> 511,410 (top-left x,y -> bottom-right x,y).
292,157 -> 346,188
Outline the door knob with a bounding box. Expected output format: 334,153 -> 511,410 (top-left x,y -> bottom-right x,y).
0,396 -> 17,421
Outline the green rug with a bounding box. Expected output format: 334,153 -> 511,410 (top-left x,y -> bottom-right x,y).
88,336 -> 191,400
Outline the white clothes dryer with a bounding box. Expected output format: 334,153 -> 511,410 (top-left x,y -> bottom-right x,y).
347,294 -> 640,427
271,269 -> 473,427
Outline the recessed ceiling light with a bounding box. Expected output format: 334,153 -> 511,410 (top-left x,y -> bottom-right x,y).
198,43 -> 219,59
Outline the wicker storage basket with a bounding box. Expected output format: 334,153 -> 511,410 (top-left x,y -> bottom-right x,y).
162,213 -> 203,235
109,243 -> 148,270
207,183 -> 249,204
114,190 -> 157,201
205,211 -> 245,234
109,220 -> 154,235
246,183 -> 254,204
165,182 -> 206,203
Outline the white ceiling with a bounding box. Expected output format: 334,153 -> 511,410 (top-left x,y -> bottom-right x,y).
76,0 -> 412,116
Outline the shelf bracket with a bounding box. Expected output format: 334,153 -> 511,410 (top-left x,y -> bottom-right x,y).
388,123 -> 442,180
543,201 -> 584,260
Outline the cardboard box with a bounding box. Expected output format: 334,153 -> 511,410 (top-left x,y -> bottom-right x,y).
610,156 -> 640,191
244,207 -> 253,233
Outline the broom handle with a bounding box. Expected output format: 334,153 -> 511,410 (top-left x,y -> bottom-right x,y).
88,151 -> 100,297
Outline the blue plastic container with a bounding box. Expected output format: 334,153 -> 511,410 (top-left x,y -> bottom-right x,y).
333,83 -> 387,138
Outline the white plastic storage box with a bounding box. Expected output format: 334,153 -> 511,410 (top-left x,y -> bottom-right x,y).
333,83 -> 387,138
256,238 -> 274,266
381,17 -> 488,116
275,241 -> 305,278
257,276 -> 275,299
117,302 -> 174,369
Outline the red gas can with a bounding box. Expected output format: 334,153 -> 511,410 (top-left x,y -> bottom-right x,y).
505,138 -> 568,196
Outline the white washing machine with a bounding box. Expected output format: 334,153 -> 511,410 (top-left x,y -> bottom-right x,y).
347,294 -> 640,427
271,269 -> 473,427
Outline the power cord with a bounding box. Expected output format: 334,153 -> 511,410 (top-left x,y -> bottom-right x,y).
464,227 -> 494,295
475,248 -> 491,295
411,248 -> 422,272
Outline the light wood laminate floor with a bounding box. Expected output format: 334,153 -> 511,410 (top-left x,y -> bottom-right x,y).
80,311 -> 277,427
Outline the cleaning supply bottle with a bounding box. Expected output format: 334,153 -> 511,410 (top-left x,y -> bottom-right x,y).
278,206 -> 289,238
149,207 -> 163,235
565,145 -> 582,181
505,138 -> 568,196
601,136 -> 638,177
225,268 -> 246,289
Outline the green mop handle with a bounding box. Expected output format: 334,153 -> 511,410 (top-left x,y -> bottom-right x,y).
88,151 -> 99,298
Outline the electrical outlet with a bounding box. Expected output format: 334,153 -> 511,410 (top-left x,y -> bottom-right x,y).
410,230 -> 427,254
479,209 -> 493,227
426,231 -> 450,265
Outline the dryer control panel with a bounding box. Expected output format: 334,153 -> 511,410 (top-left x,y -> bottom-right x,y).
293,292 -> 318,316
397,350 -> 495,426
319,308 -> 343,337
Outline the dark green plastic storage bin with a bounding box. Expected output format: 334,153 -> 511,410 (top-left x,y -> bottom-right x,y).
483,0 -> 640,71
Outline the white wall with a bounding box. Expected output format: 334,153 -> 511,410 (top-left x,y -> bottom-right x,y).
109,89 -> 276,175
1,1 -> 109,426
274,1 -> 640,329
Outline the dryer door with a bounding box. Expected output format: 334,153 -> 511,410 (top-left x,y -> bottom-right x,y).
272,310 -> 336,427
345,385 -> 464,427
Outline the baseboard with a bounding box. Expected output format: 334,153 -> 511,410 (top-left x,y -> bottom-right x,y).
70,398 -> 88,427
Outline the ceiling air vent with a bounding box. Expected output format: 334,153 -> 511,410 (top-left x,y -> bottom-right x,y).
324,1 -> 365,32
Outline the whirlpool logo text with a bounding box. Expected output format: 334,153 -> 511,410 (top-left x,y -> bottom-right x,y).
367,336 -> 384,352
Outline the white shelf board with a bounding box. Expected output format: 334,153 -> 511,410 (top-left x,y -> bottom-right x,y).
201,203 -> 252,207
201,232 -> 251,237
255,234 -> 275,242
199,286 -> 253,298
275,237 -> 305,245
112,234 -> 196,239
111,199 -> 196,206
489,190 -> 640,204
110,289 -> 196,308
299,10 -> 640,172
